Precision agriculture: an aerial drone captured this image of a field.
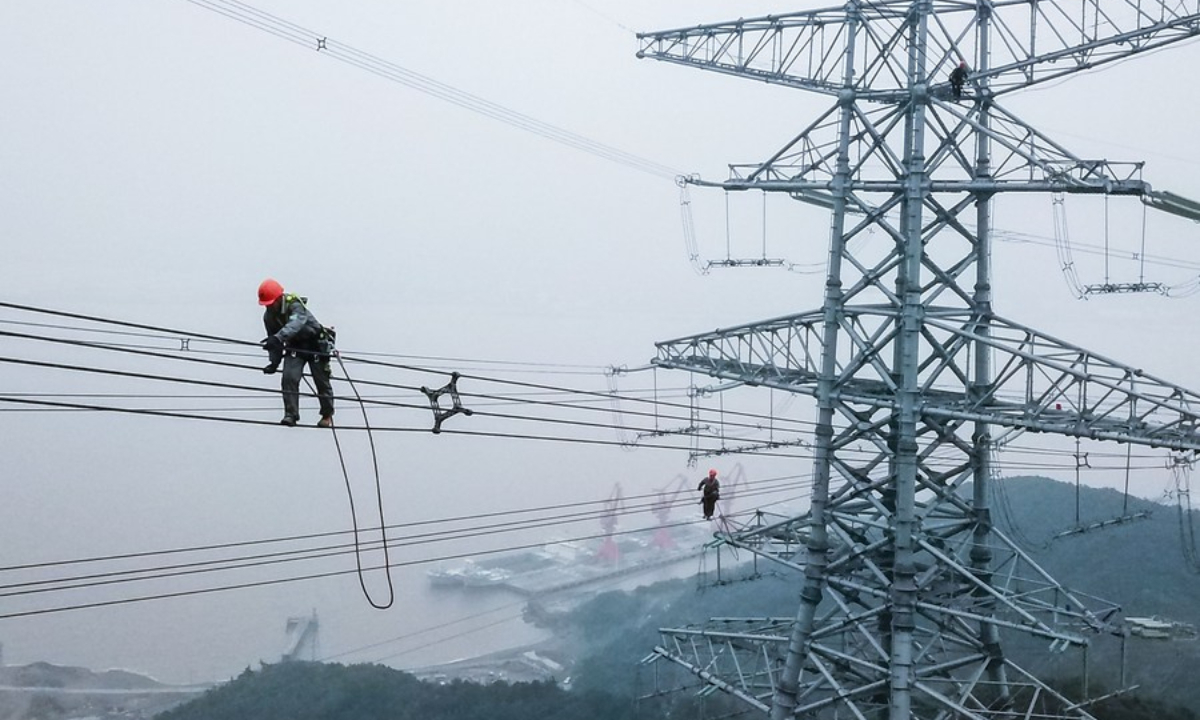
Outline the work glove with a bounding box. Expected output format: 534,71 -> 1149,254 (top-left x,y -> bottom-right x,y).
262,363 -> 279,375
261,335 -> 285,366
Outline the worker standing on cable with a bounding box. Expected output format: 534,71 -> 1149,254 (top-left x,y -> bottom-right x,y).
697,468 -> 721,520
949,60 -> 969,100
258,278 -> 335,428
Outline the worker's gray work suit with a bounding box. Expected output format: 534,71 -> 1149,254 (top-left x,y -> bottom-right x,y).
263,294 -> 334,422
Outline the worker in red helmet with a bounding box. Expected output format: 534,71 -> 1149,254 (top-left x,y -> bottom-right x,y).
949,60 -> 969,100
697,468 -> 721,520
258,278 -> 335,428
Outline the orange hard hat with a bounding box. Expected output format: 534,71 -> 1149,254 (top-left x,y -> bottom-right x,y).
258,278 -> 284,306
708,469 -> 718,478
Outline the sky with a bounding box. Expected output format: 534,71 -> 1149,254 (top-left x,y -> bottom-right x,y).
3,0 -> 1200,685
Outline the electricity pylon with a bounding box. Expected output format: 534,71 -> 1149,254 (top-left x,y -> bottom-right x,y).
637,3 -> 1200,719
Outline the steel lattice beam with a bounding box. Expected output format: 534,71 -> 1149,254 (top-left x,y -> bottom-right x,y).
711,100 -> 1152,197
655,309 -> 1200,451
637,0 -> 1200,101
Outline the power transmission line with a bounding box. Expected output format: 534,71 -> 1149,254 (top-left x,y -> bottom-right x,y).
0,503 -> 796,620
0,303 -> 824,436
0,475 -> 808,601
0,303 -> 1178,614
0,309 -> 1181,460
0,473 -> 806,574
181,0 -> 683,180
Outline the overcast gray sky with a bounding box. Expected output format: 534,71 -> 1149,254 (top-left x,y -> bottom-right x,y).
3,0 -> 1200,684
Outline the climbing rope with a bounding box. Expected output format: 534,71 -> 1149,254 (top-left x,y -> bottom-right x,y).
305,352 -> 396,609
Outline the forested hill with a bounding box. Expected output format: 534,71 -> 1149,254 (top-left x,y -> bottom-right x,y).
151,657 -> 1195,720
562,475 -> 1200,715
155,662 -> 630,720
987,475 -> 1200,623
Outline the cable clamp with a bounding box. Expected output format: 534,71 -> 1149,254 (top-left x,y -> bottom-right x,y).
420,372 -> 473,434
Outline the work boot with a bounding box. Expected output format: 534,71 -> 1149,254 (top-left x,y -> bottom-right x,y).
317,416 -> 334,429
280,415 -> 298,427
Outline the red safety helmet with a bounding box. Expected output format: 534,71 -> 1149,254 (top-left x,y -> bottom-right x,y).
258,278 -> 285,306
708,469 -> 718,478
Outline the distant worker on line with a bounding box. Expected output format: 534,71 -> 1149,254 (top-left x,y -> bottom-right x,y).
949,60 -> 969,100
698,468 -> 721,520
258,278 -> 336,428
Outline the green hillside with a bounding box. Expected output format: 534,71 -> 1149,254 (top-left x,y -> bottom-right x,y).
155,662 -> 629,720
988,476 -> 1200,623
561,476 -> 1200,712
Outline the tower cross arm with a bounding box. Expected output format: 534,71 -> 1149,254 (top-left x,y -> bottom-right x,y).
637,1 -> 1200,99
977,0 -> 1200,96
655,309 -> 1200,452
636,7 -> 861,98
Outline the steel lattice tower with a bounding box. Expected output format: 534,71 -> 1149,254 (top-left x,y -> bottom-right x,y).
637,2 -> 1200,719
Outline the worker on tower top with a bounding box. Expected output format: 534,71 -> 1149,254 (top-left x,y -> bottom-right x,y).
698,468 -> 721,520
949,60 -> 969,100
258,278 -> 336,428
